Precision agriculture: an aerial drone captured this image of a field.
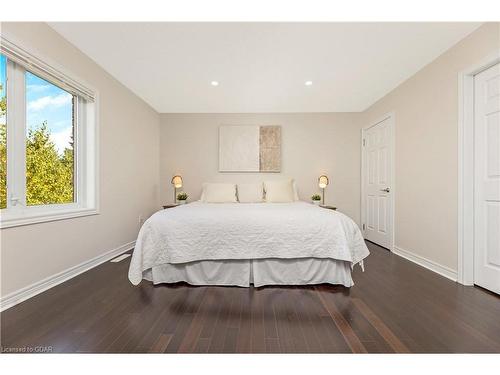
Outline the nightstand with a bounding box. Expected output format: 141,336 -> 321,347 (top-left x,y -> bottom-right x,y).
320,205 -> 337,211
162,204 -> 179,209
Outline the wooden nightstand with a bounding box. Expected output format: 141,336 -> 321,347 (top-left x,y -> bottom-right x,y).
162,204 -> 179,209
320,205 -> 337,211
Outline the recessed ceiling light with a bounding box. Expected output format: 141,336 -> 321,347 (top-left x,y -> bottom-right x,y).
305,81 -> 313,86
211,81 -> 219,86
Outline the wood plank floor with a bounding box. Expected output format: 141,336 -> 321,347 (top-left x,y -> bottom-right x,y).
1,241 -> 499,353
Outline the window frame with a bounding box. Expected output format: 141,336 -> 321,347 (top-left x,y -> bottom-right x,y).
0,36 -> 99,229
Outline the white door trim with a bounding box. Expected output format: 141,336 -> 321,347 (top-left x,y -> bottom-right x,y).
361,112 -> 396,251
457,52 -> 500,285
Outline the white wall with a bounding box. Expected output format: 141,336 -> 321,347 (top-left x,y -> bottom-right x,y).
0,23 -> 160,297
160,113 -> 363,224
361,22 -> 500,271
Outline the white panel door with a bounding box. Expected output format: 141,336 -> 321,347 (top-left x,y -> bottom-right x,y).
362,115 -> 394,249
474,63 -> 500,294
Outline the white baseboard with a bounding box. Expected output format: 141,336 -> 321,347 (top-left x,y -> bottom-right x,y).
0,241 -> 135,312
393,246 -> 457,282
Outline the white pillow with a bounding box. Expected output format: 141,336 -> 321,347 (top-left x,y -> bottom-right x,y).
201,183 -> 237,203
237,183 -> 264,203
264,180 -> 295,203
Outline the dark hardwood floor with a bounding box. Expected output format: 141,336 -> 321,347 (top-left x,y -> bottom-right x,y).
1,241 -> 499,353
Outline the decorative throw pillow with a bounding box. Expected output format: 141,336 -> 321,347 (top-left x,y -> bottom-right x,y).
201,183 -> 237,203
237,183 -> 264,203
264,180 -> 295,203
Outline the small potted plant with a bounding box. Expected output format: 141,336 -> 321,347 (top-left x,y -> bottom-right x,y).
176,191 -> 188,204
311,194 -> 321,206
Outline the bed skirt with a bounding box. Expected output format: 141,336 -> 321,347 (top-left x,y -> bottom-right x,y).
142,258 -> 354,287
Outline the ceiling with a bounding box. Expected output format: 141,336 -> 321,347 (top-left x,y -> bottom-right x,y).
49,22 -> 481,113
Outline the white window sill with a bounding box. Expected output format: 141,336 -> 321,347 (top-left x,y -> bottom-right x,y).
0,206 -> 99,229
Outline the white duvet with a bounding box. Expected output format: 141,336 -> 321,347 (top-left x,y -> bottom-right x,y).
128,201 -> 369,285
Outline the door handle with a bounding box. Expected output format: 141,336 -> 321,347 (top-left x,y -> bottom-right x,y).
380,188 -> 390,193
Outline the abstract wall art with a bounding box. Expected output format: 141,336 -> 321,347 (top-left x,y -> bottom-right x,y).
219,125 -> 281,172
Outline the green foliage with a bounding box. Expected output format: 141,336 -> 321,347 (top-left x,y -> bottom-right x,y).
0,85 -> 6,115
177,191 -> 188,201
0,86 -> 74,209
26,122 -> 74,205
311,194 -> 321,201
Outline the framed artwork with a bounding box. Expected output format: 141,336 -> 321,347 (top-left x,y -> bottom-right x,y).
219,125 -> 281,172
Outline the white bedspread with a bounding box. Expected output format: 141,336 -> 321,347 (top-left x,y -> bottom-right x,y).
128,202 -> 369,285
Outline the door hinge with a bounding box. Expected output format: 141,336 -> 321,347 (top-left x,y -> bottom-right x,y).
362,223 -> 366,230
363,139 -> 366,146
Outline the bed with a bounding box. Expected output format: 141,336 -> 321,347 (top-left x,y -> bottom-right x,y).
128,201 -> 369,287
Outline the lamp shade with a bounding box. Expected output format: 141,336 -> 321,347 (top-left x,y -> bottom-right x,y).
318,175 -> 329,189
171,175 -> 183,189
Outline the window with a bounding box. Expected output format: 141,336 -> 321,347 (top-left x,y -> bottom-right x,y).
26,72 -> 75,206
0,38 -> 98,228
